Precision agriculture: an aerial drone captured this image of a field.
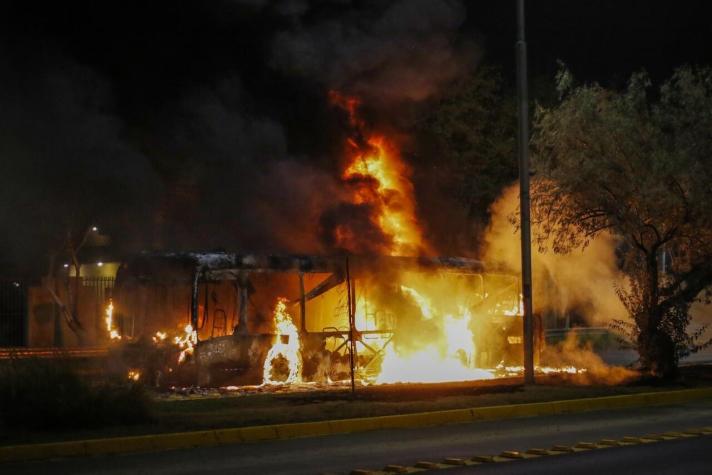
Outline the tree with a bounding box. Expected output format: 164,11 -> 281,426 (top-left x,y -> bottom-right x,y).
530,66 -> 712,378
421,66 -> 517,223
44,224 -> 97,344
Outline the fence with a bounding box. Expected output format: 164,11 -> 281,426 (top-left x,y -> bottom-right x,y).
83,276 -> 115,320
1,277 -> 115,348
0,280 -> 27,347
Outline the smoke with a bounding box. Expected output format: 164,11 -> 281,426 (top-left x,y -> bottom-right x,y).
144,76 -> 344,254
0,1 -> 478,276
482,184 -> 627,325
540,333 -> 636,385
270,0 -> 477,107
0,47 -> 159,274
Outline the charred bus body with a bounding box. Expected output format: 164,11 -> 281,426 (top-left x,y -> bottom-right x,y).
111,252 -> 526,387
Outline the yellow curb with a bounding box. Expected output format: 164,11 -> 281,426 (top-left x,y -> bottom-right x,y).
213,427 -> 244,445
275,421 -> 332,440
2,387 -> 712,464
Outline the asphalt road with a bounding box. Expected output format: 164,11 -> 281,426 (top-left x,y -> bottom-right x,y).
443,435 -> 712,475
4,400 -> 712,475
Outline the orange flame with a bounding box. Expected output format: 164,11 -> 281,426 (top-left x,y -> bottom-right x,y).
331,91 -> 430,256
105,300 -> 121,340
263,298 -> 302,385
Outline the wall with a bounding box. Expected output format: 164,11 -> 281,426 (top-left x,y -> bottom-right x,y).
27,277 -> 113,347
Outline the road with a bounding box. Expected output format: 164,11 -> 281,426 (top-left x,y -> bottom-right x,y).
443,435 -> 712,474
3,400 -> 712,474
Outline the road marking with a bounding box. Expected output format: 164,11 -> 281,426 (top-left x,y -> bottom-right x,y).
550,445 -> 575,453
574,442 -> 598,449
348,428 -> 710,473
414,461 -> 442,469
500,450 -> 526,459
526,448 -> 553,456
598,438 -> 621,446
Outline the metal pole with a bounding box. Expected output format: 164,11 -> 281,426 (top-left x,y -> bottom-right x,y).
237,273 -> 249,335
516,0 -> 535,384
191,269 -> 200,342
298,272 -> 307,333
345,257 -> 356,394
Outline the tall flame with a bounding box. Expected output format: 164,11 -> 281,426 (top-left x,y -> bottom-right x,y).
330,91 -> 429,256
263,298 -> 302,384
105,300 -> 121,340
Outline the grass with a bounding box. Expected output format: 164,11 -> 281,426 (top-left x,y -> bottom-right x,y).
0,358 -> 152,441
2,367 -> 710,447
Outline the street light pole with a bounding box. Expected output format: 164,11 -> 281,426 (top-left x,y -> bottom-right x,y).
516,0 -> 535,384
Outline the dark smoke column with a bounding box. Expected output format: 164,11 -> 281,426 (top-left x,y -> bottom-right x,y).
516,0 -> 535,384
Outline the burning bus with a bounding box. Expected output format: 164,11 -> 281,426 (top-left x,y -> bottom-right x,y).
103,94 -> 541,388
109,251 -> 527,387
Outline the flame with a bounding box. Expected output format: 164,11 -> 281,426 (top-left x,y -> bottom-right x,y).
502,293 -> 525,316
99,95 -> 606,389
331,91 -> 429,256
375,287 -> 495,383
400,285 -> 433,320
127,369 -> 141,381
152,331 -> 168,343
174,324 -> 197,364
105,300 -> 121,340
354,295 -> 370,331
263,298 -> 302,384
104,300 -> 195,365
497,364 -> 587,376
376,345 -> 496,384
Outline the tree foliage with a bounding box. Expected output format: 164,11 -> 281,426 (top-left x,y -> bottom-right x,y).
422,66 -> 517,222
531,66 -> 712,377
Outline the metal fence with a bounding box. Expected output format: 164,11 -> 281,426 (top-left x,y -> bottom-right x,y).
0,280 -> 27,347
83,277 -> 115,337
0,277 -> 114,348
83,276 -> 115,300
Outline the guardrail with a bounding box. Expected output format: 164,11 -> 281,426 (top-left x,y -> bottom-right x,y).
0,347 -> 108,359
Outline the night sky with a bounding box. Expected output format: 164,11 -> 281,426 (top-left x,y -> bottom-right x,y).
2,0 -> 711,277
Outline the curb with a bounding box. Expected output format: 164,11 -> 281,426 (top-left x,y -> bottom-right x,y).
2,387 -> 711,464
